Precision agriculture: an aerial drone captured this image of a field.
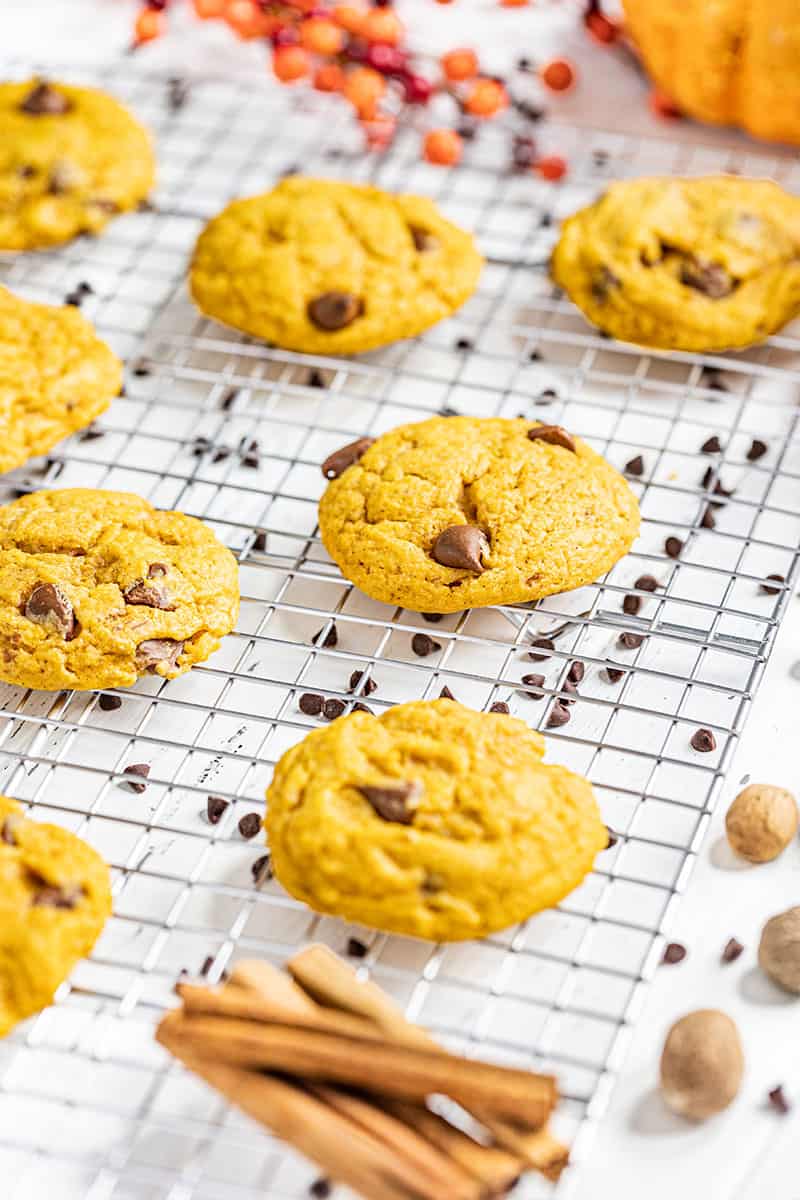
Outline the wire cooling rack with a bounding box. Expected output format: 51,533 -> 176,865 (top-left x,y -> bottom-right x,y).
1,59 -> 800,1200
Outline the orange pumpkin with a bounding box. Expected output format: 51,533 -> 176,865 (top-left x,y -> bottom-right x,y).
622,0 -> 800,146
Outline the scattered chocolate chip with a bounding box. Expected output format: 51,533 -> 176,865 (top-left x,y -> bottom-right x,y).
489,701 -> 510,714
515,99 -> 546,123
661,942 -> 687,965
253,530 -> 268,553
313,624 -> 337,648
528,349 -> 541,362
700,505 -> 716,529
431,524 -> 489,573
634,574 -> 658,592
352,702 -> 372,714
520,673 -> 545,699
746,438 -> 768,462
135,638 -> 183,673
79,425 -> 104,442
680,258 -> 734,299
20,81 -> 71,115
411,632 -> 441,657
24,582 -> 76,639
665,536 -> 684,559
200,955 -> 215,977
618,631 -> 644,650
238,812 -> 262,839
721,937 -> 744,964
309,1180 -> 331,1199
591,265 -> 620,301
701,435 -> 722,454
220,387 -> 239,411
536,388 -> 558,404
439,685 -> 456,700
357,780 -> 421,824
307,369 -> 326,389
546,701 -> 571,729
456,120 -> 478,141
207,795 -> 229,825
239,436 -> 260,469
422,612 -> 444,623
702,368 -> 729,393
33,884 -> 83,909
622,594 -> 641,616
455,337 -> 473,351
321,436 -> 375,480
768,1085 -> 791,1115
64,280 -> 93,306
212,447 -> 231,464
349,670 -> 377,696
605,827 -> 619,849
322,698 -> 346,721
346,937 -> 369,958
123,580 -> 175,610
700,465 -> 716,490
122,763 -> 150,793
131,360 -> 151,377
560,678 -> 579,704
690,727 -> 716,753
308,291 -> 363,331
528,637 -> 555,662
527,424 -> 576,453
191,437 -> 211,457
167,76 -> 189,111
299,693 -> 324,716
98,693 -> 122,712
1,814 -> 21,845
409,225 -> 439,252
439,406 -> 458,417
602,665 -> 625,684
251,853 -> 272,885
761,574 -> 785,595
624,454 -> 644,476
567,662 -> 584,685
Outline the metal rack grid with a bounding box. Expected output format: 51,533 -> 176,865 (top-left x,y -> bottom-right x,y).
1,59 -> 799,1200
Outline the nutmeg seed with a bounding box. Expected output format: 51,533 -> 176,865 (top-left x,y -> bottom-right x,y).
659,1009 -> 744,1121
725,783 -> 798,863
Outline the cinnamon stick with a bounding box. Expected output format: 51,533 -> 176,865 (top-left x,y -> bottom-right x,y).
384,1101 -> 523,1195
177,981 -> 377,1041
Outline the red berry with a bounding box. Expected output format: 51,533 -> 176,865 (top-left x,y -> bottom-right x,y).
402,73 -> 433,104
537,154 -> 567,181
363,111 -> 396,149
541,58 -> 576,92
366,42 -> 406,73
272,25 -> 300,45
649,89 -> 682,120
423,128 -> 462,165
584,10 -> 618,44
441,48 -> 478,82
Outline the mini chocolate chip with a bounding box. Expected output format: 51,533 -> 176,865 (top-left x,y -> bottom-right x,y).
520,673 -> 545,699
17,163 -> 36,178
131,360 -> 151,377
352,702 -> 373,714
702,369 -> 729,393
661,942 -> 687,965
431,524 -> 489,573
220,387 -> 239,411
299,692 -> 324,716
200,955 -> 215,977
591,265 -> 620,301
665,536 -> 684,559
439,685 -> 456,700
747,438 -> 768,462
98,693 -> 122,712
721,937 -> 744,964
546,701 -> 571,729
680,258 -> 734,299
624,455 -> 645,476
411,632 -> 441,657
618,631 -> 644,650
489,701 -> 510,713
212,447 -> 231,464
346,937 -> 369,958
313,624 -> 337,648
690,727 -> 716,753
207,796 -> 228,824
768,1085 -> 791,1115
602,665 -> 625,684
455,337 -> 473,351
422,612 -> 444,623
358,780 -> 421,824
122,763 -> 150,793
20,81 -> 71,115
605,827 -> 619,849
567,661 -> 584,684
135,638 -> 183,673
33,884 -> 83,909
308,291 -> 363,331
560,678 -> 579,704
349,670 -> 377,695
252,531 -> 268,552
238,812 -> 261,839
307,369 -> 325,389
701,435 -> 722,454
309,1180 -> 331,1199
239,436 -> 260,469
761,574 -> 785,595
321,436 -> 376,479
252,853 -> 272,885
25,583 -> 76,640
527,424 -> 576,453
700,465 -> 716,490
410,225 -> 439,252
1,814 -> 21,845
79,426 -> 104,442
123,581 -> 175,610
622,594 -> 641,616
700,505 -> 716,529
635,574 -> 658,592
528,637 -> 555,662
322,698 -> 346,721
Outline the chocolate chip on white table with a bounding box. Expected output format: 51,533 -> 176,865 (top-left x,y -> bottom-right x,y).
768,1085 -> 791,1115
321,436 -> 375,480
135,638 -> 183,672
20,81 -> 71,115
411,632 -> 441,657
348,670 -> 377,695
207,795 -> 229,825
431,524 -> 489,572
700,505 -> 717,529
358,780 -> 421,824
665,536 -> 684,559
761,574 -> 785,595
32,883 -> 83,909
721,937 -> 744,964
24,582 -> 76,639
680,257 -> 734,299
661,942 -> 687,965
635,574 -> 659,592
691,727 -> 716,753
747,438 -> 768,462
624,454 -> 645,476
122,763 -> 150,793
238,812 -> 261,839
701,435 -> 722,454
528,637 -> 555,662
527,424 -> 577,453
307,291 -> 363,331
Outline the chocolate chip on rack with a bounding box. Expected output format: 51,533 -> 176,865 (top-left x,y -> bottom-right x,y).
529,637 -> 555,662
680,257 -> 735,299
431,524 -> 489,572
321,437 -> 376,480
122,763 -> 150,793
313,624 -> 337,648
409,226 -> 438,252
346,937 -> 369,958
98,694 -> 122,712
251,853 -> 272,885
665,536 -> 684,559
299,693 -> 324,716
520,673 -> 545,700
700,506 -> 717,529
624,454 -> 645,476
32,883 -> 83,909
546,701 -> 570,728
768,1085 -> 791,1115
635,574 -> 659,592
622,593 -> 641,616
24,583 -> 76,640
761,574 -> 785,595
439,685 -> 456,700
602,665 -> 625,684
661,942 -> 687,965
701,435 -> 722,454
567,661 -> 584,684
135,638 -> 183,672
411,632 -> 440,657
207,796 -> 229,825
747,438 -> 768,462
691,727 -> 716,753
20,81 -> 71,115
322,698 -> 346,721
357,781 -> 422,824
489,700 -> 510,713
618,631 -> 644,649
348,670 -> 377,696
527,424 -> 577,453
238,813 -> 262,840
307,292 -> 364,331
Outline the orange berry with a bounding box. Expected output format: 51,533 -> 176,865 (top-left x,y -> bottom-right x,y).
134,8 -> 166,42
441,47 -> 478,82
649,89 -> 682,120
332,3 -> 365,32
541,57 -> 575,92
344,66 -> 385,112
272,45 -> 311,82
537,154 -> 567,181
423,129 -> 463,166
313,61 -> 346,91
464,77 -> 508,118
225,0 -> 268,38
500,0 -> 529,7
193,0 -> 226,16
361,6 -> 403,45
301,16 -> 345,54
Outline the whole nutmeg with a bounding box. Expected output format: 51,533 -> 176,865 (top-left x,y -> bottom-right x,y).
758,906 -> 800,994
659,1009 -> 744,1120
725,783 -> 798,862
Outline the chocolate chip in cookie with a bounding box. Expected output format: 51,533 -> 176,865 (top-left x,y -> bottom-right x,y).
24,583 -> 76,640
410,226 -> 439,252
20,81 -> 71,116
307,292 -> 364,331
591,265 -> 620,301
321,437 -> 375,480
357,780 -> 422,824
123,573 -> 175,610
431,525 -> 489,572
1,814 -> 21,845
527,424 -> 577,453
680,257 -> 735,299
135,638 -> 183,672
32,883 -> 83,909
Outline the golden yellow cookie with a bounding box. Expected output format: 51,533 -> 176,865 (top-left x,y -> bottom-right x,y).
0,285 -> 122,474
0,488 -> 240,691
266,699 -> 607,941
0,78 -> 155,250
551,176 -> 800,351
0,794 -> 111,1037
318,416 -> 639,614
189,177 -> 483,355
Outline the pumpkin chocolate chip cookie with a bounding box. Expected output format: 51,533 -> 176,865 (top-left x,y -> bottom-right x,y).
551,176 -> 800,351
0,78 -> 155,250
0,488 -> 239,691
0,794 -> 111,1036
0,285 -> 122,474
265,699 -> 608,941
318,416 -> 639,613
189,177 -> 483,355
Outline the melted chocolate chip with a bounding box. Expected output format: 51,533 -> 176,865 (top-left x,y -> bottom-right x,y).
546,701 -> 571,728
122,763 -> 150,793
431,525 -> 489,573
308,291 -> 363,331
624,455 -> 645,476
411,632 -> 441,657
665,536 -> 684,559
135,638 -> 183,673
661,942 -> 687,965
123,580 -> 175,610
253,531 -> 268,553
410,225 -> 439,252
527,424 -> 576,453
348,670 -> 377,696
680,258 -> 734,299
238,812 -> 262,839
346,937 -> 369,958
207,796 -> 229,824
357,780 -> 421,824
321,436 -> 375,479
690,727 -> 716,753
299,692 -> 324,716
24,583 -> 76,640
721,937 -> 744,964
20,81 -> 71,115
489,701 -> 510,713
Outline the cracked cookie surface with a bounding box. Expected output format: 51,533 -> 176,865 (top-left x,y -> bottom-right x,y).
318,415 -> 639,613
265,698 -> 607,941
0,78 -> 155,250
551,176 -> 800,351
189,177 -> 483,355
0,793 -> 111,1037
0,489 -> 239,691
0,285 -> 122,474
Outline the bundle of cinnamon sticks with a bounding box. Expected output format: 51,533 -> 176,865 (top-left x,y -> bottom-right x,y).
157,944 -> 568,1198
